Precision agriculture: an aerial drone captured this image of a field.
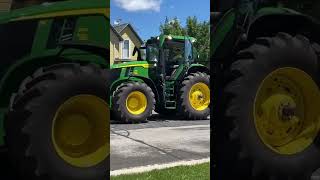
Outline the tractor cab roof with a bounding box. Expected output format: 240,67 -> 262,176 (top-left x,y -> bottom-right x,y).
165,35 -> 196,41
0,0 -> 108,24
146,34 -> 196,47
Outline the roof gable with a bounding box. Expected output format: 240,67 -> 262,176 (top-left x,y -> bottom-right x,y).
113,23 -> 143,44
111,25 -> 123,40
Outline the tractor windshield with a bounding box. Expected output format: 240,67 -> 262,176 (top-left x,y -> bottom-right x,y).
164,39 -> 185,64
146,44 -> 159,62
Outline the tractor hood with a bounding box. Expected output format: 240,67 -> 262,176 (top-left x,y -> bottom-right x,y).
0,0 -> 108,23
111,61 -> 152,69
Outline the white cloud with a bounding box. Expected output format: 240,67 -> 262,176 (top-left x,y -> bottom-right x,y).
114,0 -> 162,12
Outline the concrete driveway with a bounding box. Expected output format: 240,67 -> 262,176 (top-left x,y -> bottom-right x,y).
110,115 -> 211,171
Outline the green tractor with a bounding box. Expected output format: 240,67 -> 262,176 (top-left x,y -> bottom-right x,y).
212,0 -> 320,179
110,34 -> 210,123
0,0 -> 111,179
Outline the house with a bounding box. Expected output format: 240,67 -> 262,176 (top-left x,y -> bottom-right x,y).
110,23 -> 143,64
110,25 -> 123,65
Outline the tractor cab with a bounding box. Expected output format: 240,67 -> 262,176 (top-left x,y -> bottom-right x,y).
138,34 -> 197,82
134,34 -> 202,110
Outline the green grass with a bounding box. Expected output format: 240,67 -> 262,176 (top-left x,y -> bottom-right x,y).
111,162 -> 210,180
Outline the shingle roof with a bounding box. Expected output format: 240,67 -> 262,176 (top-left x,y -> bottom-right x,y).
111,25 -> 123,41
113,23 -> 128,33
113,23 -> 143,44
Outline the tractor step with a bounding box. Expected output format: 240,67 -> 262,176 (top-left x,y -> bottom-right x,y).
165,85 -> 175,97
164,83 -> 176,109
165,101 -> 176,109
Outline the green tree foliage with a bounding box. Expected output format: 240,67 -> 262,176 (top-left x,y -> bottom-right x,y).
160,16 -> 210,66
160,17 -> 185,36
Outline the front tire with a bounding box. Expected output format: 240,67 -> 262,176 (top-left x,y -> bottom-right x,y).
112,82 -> 155,123
5,63 -> 110,180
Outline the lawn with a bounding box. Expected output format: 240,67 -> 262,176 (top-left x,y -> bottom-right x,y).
110,162 -> 210,180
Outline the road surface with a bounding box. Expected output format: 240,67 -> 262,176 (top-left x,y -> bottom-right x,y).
110,114 -> 211,171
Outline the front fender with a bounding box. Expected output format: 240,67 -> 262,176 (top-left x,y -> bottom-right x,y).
0,49 -> 109,108
109,76 -> 160,108
187,64 -> 210,75
248,7 -> 320,42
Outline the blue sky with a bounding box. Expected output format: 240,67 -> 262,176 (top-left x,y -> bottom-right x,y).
111,0 -> 210,41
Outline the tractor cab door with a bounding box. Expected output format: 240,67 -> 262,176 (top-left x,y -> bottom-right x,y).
160,49 -> 168,82
163,39 -> 185,80
185,38 -> 193,65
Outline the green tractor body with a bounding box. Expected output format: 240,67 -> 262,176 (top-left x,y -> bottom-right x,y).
212,0 -> 320,179
0,0 -> 112,179
110,34 -> 210,122
0,0 -> 109,147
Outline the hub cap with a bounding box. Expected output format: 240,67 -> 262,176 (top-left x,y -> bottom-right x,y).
189,82 -> 210,111
254,68 -> 320,155
126,91 -> 147,115
52,95 -> 109,167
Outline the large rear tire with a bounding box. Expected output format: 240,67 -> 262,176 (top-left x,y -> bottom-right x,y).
220,33 -> 320,179
5,63 -> 109,180
178,72 -> 210,120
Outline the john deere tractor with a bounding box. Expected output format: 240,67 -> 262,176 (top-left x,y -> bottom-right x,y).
110,35 -> 210,123
212,0 -> 320,179
0,0 -> 111,179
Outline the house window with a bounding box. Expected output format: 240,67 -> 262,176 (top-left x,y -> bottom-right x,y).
122,40 -> 130,59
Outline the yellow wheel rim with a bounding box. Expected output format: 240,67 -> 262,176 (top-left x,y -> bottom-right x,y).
189,82 -> 210,111
254,67 -> 320,155
52,95 -> 109,167
126,91 -> 147,115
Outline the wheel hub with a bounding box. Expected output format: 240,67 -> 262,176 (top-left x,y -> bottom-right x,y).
128,97 -> 139,109
60,114 -> 91,146
254,67 -> 320,155
52,95 -> 109,168
279,102 -> 296,122
189,83 -> 210,111
126,91 -> 147,115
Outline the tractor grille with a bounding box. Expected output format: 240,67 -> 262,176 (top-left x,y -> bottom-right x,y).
0,20 -> 38,76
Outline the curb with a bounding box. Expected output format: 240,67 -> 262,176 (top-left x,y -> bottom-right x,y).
110,158 -> 210,176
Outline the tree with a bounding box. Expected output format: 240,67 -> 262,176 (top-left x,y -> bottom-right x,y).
159,16 -> 210,67
160,16 -> 185,36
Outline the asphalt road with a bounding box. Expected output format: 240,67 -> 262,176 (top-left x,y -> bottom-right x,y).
110,114 -> 211,171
